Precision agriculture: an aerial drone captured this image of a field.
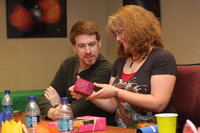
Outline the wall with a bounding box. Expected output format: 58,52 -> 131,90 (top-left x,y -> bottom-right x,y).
160,0 -> 200,64
107,0 -> 200,65
0,0 -> 200,92
0,0 -> 121,92
105,1 -> 122,62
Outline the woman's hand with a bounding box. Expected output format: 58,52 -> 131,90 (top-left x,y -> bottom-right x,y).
44,86 -> 61,107
87,83 -> 116,100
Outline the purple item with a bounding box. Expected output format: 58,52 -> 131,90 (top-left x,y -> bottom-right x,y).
74,78 -> 94,96
0,111 -> 12,127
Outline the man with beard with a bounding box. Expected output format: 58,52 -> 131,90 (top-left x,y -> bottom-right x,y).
38,20 -> 116,126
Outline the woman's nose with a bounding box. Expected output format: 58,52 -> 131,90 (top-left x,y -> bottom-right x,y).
116,35 -> 121,42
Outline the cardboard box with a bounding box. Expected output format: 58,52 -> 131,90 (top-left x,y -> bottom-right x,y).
73,116 -> 106,133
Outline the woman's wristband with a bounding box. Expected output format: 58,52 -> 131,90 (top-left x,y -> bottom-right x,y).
114,88 -> 119,98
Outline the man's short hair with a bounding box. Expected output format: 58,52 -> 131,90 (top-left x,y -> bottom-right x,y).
70,20 -> 101,44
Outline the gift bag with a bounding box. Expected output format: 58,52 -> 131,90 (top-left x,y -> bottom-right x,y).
183,119 -> 198,133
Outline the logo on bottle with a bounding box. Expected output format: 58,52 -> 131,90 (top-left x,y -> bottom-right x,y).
58,118 -> 73,131
2,105 -> 13,112
26,115 -> 40,127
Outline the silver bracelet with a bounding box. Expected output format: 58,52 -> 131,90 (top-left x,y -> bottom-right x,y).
114,88 -> 119,98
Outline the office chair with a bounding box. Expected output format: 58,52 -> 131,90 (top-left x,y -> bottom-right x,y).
173,63 -> 200,132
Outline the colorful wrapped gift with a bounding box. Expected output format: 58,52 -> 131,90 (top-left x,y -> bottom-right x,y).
74,78 -> 94,96
73,116 -> 106,133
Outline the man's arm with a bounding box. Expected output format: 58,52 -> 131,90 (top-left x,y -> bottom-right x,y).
38,95 -> 54,119
38,60 -> 70,120
70,97 -> 101,117
44,86 -> 61,107
69,58 -> 113,117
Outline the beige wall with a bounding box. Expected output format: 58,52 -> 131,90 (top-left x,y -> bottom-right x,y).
160,0 -> 200,64
0,0 -> 200,92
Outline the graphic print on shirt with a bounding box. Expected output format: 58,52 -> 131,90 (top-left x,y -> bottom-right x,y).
113,77 -> 154,129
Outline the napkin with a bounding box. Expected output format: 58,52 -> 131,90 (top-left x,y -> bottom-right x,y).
35,122 -> 59,133
2,119 -> 22,133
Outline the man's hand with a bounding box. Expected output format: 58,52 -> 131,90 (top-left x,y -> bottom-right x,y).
44,86 -> 61,106
69,85 -> 82,100
47,105 -> 61,121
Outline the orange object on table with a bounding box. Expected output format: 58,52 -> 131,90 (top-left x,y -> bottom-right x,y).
137,117 -> 155,128
35,122 -> 59,133
74,120 -> 84,127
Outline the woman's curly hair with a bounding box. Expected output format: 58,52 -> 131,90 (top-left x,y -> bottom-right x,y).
106,5 -> 164,61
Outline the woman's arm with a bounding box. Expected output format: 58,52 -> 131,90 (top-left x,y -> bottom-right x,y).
118,74 -> 176,112
87,77 -> 119,114
87,74 -> 176,113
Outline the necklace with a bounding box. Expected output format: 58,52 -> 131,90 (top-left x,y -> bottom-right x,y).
129,57 -> 137,68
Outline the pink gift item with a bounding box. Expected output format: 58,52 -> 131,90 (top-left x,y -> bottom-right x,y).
73,116 -> 106,133
74,78 -> 94,96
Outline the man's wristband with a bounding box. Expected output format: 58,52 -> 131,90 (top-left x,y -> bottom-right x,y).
53,104 -> 59,108
114,88 -> 119,98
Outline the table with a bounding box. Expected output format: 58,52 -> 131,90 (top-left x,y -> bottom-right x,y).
1,113 -> 136,133
0,89 -> 45,112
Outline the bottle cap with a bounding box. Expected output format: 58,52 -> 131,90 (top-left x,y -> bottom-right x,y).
28,96 -> 36,101
61,97 -> 68,104
4,90 -> 10,94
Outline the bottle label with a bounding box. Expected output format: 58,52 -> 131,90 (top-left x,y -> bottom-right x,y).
26,115 -> 40,127
58,118 -> 73,131
2,105 -> 13,112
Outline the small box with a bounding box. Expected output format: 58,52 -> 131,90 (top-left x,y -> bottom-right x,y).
74,78 -> 94,96
73,116 -> 106,133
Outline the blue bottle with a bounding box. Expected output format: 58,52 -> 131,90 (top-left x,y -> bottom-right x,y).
25,96 -> 40,133
2,90 -> 13,113
58,97 -> 73,133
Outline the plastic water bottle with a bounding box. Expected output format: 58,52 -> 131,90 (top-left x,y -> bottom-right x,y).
2,90 -> 13,113
25,96 -> 40,133
58,97 -> 73,133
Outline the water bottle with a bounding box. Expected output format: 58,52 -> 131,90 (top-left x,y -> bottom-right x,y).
25,96 -> 40,133
58,97 -> 73,133
2,90 -> 13,113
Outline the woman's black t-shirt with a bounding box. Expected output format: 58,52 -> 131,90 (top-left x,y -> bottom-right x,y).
112,48 -> 177,129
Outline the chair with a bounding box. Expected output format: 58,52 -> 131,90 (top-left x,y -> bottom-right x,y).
173,63 -> 200,132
